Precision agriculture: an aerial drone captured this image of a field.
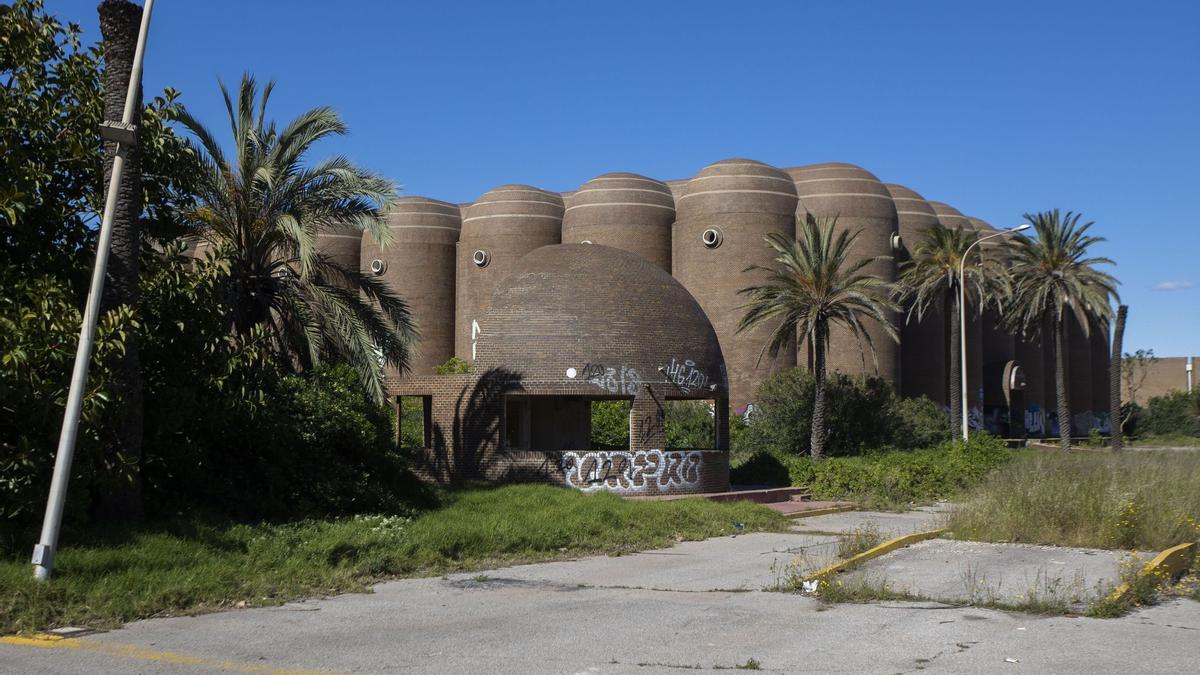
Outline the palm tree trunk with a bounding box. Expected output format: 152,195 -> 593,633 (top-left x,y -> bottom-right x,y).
1054,315 -> 1071,451
947,287 -> 962,436
95,0 -> 144,520
811,321 -> 828,459
1110,305 -> 1128,450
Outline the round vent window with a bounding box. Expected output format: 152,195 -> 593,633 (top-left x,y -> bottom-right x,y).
472,250 -> 490,267
701,228 -> 723,249
891,233 -> 904,252
580,240 -> 593,245
369,259 -> 387,275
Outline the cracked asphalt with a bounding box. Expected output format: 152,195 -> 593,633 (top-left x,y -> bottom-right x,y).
3,514 -> 1197,673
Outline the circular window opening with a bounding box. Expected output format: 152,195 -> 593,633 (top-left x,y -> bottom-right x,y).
891,233 -> 904,252
701,228 -> 723,249
472,250 -> 490,267
369,259 -> 387,275
580,240 -> 593,245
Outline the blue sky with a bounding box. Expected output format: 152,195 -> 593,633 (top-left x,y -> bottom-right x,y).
50,0 -> 1199,354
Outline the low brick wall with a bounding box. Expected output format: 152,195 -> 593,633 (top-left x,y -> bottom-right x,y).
411,447 -> 730,497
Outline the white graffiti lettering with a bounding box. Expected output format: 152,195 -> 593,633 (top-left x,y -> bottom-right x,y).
665,358 -> 708,393
581,363 -> 642,395
560,449 -> 704,494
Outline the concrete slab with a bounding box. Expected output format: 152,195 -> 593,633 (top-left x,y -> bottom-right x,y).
447,531 -> 843,592
788,506 -> 949,538
846,538 -> 1140,607
4,582 -> 1197,673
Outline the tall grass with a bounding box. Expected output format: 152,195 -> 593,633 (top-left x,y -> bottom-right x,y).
0,485 -> 788,634
948,451 -> 1200,550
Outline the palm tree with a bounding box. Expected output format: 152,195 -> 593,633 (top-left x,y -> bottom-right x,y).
95,0 -> 145,520
895,223 -> 1010,436
1005,210 -> 1118,450
170,74 -> 415,401
738,215 -> 898,458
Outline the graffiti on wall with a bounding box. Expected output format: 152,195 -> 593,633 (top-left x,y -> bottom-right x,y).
1025,405 -> 1045,436
561,449 -> 703,494
576,363 -> 642,395
665,358 -> 709,393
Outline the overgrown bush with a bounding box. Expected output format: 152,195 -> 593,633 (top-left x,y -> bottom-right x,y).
732,434 -> 1013,507
590,400 -> 631,449
741,368 -> 950,457
0,271 -> 133,531
1138,391 -> 1200,438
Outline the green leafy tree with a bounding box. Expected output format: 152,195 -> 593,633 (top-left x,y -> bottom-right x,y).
170,74 -> 414,401
1004,210 -> 1118,450
738,215 -> 898,458
895,222 -> 1009,434
0,0 -> 193,283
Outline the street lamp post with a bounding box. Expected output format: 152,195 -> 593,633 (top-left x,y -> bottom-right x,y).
31,0 -> 156,581
958,224 -> 1031,442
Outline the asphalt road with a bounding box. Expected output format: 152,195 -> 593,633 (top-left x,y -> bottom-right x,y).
3,517 -> 1197,674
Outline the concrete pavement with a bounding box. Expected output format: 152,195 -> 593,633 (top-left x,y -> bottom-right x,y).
3,511 -> 1197,673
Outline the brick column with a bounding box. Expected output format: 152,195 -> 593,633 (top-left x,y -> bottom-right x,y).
630,384 -> 666,451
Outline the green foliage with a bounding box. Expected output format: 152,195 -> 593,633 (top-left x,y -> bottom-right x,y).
397,396 -> 424,448
590,400 -> 631,449
1139,390 -> 1200,438
740,368 -> 950,457
0,486 -> 789,633
664,400 -> 715,448
432,356 -> 470,375
146,364 -> 423,520
948,450 -> 1200,550
733,434 -> 1012,508
0,0 -> 194,282
0,270 -> 133,528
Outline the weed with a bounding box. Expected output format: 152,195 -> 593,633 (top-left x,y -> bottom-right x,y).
949,450 -> 1200,550
836,523 -> 883,559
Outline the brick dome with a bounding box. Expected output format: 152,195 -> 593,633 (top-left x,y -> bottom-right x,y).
474,244 -> 726,397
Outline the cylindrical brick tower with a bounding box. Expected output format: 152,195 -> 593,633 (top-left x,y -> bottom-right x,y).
928,201 -> 984,422
1090,319 -> 1111,429
360,197 -> 461,378
787,163 -> 900,386
563,172 -> 675,271
673,159 -> 798,409
1066,312 -> 1093,435
456,185 -> 563,363
886,183 -> 946,406
316,224 -> 363,285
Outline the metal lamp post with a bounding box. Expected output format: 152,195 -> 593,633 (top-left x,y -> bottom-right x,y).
958,224 -> 1031,442
32,0 -> 156,581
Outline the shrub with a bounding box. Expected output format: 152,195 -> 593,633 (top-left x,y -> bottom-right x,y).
433,356 -> 471,375
665,400 -> 716,448
741,368 -> 949,457
1138,391 -> 1200,438
590,400 -> 631,449
733,434 -> 1012,507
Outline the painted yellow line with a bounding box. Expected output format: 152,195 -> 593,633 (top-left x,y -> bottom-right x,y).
802,528 -> 947,582
0,633 -> 336,674
1104,541 -> 1197,605
789,505 -> 856,519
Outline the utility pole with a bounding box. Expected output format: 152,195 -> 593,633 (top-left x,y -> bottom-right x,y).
31,0 -> 156,581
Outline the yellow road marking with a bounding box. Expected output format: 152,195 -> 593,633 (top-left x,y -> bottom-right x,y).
0,633 -> 337,674
802,528 -> 947,581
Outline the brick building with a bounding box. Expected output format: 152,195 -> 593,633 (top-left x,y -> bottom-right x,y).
331,157 -> 1125,495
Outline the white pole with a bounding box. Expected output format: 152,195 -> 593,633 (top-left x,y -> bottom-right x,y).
32,0 -> 156,582
1187,356 -> 1194,394
958,225 -> 1029,443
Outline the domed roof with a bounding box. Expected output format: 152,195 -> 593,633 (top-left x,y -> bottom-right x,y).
927,201 -> 974,230
786,162 -> 896,224
565,172 -> 674,215
885,184 -> 939,256
384,196 -> 462,229
967,216 -> 995,232
677,158 -> 797,218
474,244 -> 726,396
461,184 -> 564,239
